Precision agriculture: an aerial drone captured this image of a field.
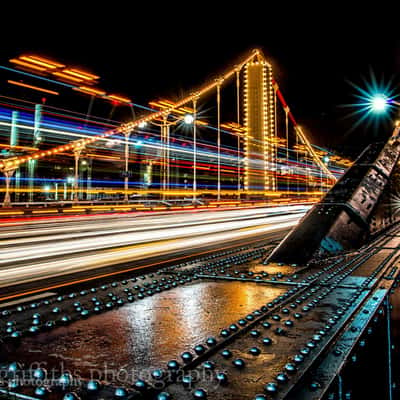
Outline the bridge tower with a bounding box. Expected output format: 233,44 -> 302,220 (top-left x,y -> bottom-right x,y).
243,54 -> 276,192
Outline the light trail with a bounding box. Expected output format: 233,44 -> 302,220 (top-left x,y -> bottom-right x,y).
0,205 -> 308,290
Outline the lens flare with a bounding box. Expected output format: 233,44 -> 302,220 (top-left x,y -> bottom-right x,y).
370,94 -> 387,113
341,69 -> 399,133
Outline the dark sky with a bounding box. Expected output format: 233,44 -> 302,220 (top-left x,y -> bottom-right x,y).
2,4 -> 400,158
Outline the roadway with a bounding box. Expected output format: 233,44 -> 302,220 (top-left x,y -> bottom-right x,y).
0,205 -> 309,299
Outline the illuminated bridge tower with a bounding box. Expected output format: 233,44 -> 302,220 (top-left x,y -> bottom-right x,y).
243,56 -> 276,193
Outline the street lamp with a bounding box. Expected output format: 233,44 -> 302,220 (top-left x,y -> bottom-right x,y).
186,105 -> 197,203
370,94 -> 388,113
184,114 -> 194,125
151,113 -> 195,201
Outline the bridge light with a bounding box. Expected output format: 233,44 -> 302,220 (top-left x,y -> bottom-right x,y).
184,114 -> 194,124
322,155 -> 330,164
138,121 -> 147,128
370,94 -> 388,113
43,185 -> 51,192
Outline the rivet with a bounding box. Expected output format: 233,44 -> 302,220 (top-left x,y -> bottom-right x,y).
293,354 -> 304,364
264,382 -> 278,393
249,347 -> 261,355
262,337 -> 272,346
133,379 -> 148,392
284,363 -> 296,373
194,345 -> 206,355
333,349 -> 342,356
35,387 -> 47,397
181,352 -> 194,363
63,393 -> 80,400
157,392 -> 172,400
276,373 -> 288,382
181,375 -> 193,387
216,372 -> 228,384
310,381 -> 321,391
167,360 -> 180,370
33,368 -> 47,380
232,358 -> 245,369
300,347 -> 310,356
220,349 -> 232,358
202,361 -> 215,370
220,329 -> 230,338
114,387 -> 128,397
59,373 -> 72,388
87,380 -> 101,391
193,388 -> 207,399
151,369 -> 165,380
312,335 -> 322,342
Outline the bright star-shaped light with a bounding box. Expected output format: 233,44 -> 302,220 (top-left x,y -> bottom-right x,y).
370,94 -> 388,113
341,69 -> 399,133
184,114 -> 194,124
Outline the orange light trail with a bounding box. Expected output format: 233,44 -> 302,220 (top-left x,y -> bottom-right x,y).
9,59 -> 47,72
107,94 -> 131,103
20,56 -> 65,69
7,80 -> 59,95
73,86 -> 106,96
63,68 -> 100,80
52,71 -> 84,83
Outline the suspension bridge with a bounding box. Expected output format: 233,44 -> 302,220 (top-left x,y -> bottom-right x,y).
0,49 -> 350,214
0,49 -> 399,400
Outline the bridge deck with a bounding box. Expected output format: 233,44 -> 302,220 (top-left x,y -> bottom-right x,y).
0,227 -> 399,400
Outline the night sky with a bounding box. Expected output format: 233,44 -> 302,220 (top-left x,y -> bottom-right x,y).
3,5 -> 400,158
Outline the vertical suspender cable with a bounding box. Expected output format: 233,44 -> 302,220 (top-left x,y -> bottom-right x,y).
217,84 -> 221,201
193,98 -> 197,203
295,128 -> 299,194
274,91 -> 277,191
285,108 -> 289,192
236,69 -> 241,199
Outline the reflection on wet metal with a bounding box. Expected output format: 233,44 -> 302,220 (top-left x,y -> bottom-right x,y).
7,281 -> 285,385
